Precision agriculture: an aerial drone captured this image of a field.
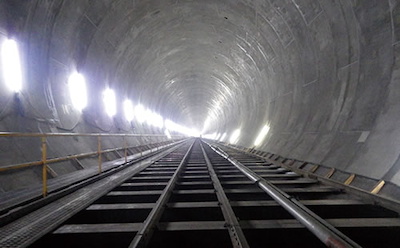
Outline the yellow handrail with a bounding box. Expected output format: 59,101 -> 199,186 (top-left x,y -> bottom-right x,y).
97,136 -> 102,173
41,137 -> 48,197
0,132 -> 182,197
0,132 -> 172,137
0,146 -> 133,172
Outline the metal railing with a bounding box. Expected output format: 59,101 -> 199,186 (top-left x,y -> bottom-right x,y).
0,132 -> 180,197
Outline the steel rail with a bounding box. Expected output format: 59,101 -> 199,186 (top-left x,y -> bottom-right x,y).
206,142 -> 362,248
129,140 -> 195,248
200,142 -> 250,248
0,141 -> 188,248
0,141 -> 186,228
228,143 -> 400,214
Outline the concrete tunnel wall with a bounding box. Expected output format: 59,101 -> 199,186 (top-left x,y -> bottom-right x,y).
1,0 -> 400,189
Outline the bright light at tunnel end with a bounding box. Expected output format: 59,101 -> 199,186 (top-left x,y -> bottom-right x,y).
68,72 -> 87,111
165,119 -> 200,137
1,39 -> 23,93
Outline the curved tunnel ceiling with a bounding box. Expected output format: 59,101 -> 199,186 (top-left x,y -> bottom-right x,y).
1,1 -> 400,185
88,0 -> 270,132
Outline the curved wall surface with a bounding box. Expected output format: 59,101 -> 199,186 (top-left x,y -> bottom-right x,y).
1,1 -> 400,186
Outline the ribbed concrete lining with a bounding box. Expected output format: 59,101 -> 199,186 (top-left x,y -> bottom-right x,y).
0,1 -> 400,186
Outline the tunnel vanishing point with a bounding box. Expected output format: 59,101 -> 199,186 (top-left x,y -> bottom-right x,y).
1,1 -> 400,247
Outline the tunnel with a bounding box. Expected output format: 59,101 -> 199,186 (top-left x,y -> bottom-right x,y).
1,1 -> 400,247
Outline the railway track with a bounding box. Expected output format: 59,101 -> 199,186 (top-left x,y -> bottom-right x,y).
1,139 -> 400,247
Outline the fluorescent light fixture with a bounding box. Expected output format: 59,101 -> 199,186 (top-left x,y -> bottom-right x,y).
134,104 -> 146,123
165,129 -> 172,139
144,109 -> 154,125
103,88 -> 117,117
133,103 -> 164,127
1,39 -> 22,93
68,72 -> 87,111
123,99 -> 134,122
229,129 -> 241,144
219,133 -> 227,142
254,124 -> 270,146
151,113 -> 164,128
145,110 -> 164,128
165,119 -> 180,132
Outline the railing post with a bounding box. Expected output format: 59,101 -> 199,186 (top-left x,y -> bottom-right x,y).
98,136 -> 102,173
41,136 -> 48,197
124,136 -> 128,163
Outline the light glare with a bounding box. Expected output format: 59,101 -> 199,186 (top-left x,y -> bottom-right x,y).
144,109 -> 154,125
103,88 -> 117,117
165,129 -> 172,139
145,110 -> 164,128
254,124 -> 270,146
133,103 -> 164,128
204,132 -> 218,140
68,72 -> 87,111
229,129 -> 241,144
151,113 -> 164,128
219,133 -> 227,142
134,104 -> 146,123
165,119 -> 199,137
1,39 -> 22,93
124,99 -> 134,121
202,116 -> 212,134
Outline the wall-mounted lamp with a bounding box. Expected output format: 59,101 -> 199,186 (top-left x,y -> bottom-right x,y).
68,72 -> 87,111
103,88 -> 116,117
1,39 -> 23,93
